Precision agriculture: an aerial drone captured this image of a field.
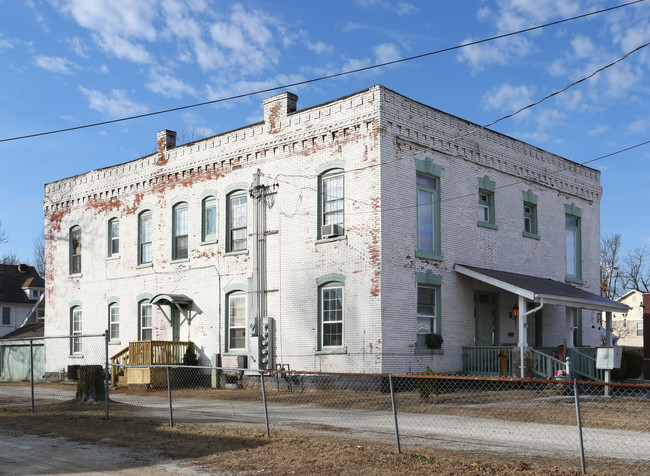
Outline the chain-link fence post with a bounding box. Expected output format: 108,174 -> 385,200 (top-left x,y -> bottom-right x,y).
573,379 -> 585,475
167,366 -> 174,427
261,371 -> 270,438
389,375 -> 401,454
29,338 -> 35,413
104,330 -> 110,420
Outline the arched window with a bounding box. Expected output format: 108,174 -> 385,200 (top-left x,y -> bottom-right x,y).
69,226 -> 81,274
138,211 -> 152,265
172,202 -> 188,260
316,274 -> 345,351
108,218 -> 119,257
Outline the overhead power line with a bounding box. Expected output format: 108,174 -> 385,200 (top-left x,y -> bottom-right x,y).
0,0 -> 644,144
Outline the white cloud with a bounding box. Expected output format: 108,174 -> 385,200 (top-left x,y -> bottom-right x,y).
79,87 -> 148,118
342,57 -> 373,72
533,108 -> 566,131
307,40 -> 334,56
588,125 -> 610,137
571,35 -> 596,59
396,2 -> 418,16
66,36 -> 89,58
374,43 -> 401,64
629,118 -> 650,133
34,55 -> 76,75
0,34 -> 15,52
146,71 -> 197,98
483,83 -> 536,117
458,37 -> 534,72
58,0 -> 156,63
355,0 -> 390,8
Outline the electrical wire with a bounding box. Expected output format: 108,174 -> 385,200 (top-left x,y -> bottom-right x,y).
0,0 -> 644,144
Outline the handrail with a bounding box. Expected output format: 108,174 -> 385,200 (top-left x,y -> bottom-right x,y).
530,348 -> 566,379
567,348 -> 604,381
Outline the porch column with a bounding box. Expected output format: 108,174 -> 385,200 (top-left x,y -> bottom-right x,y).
604,311 -> 613,393
518,295 -> 527,378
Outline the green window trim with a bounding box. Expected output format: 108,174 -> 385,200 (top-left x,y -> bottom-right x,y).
416,272 -> 443,354
226,190 -> 247,252
416,160 -> 442,261
565,204 -> 583,283
317,167 -> 345,240
317,275 -> 345,352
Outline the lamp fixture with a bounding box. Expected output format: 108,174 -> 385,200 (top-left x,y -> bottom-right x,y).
511,302 -> 519,320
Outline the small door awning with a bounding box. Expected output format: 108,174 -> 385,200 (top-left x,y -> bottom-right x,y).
151,294 -> 193,311
455,264 -> 629,313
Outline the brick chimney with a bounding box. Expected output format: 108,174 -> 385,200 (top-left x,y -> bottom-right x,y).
263,92 -> 298,134
156,129 -> 176,165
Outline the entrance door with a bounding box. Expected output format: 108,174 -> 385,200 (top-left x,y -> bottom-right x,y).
171,308 -> 180,342
475,292 -> 498,346
526,304 -> 543,348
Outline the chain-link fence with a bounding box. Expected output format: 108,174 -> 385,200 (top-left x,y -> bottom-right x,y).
1,334 -> 648,475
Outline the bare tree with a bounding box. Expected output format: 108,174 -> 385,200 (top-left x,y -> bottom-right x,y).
600,233 -> 623,299
0,220 -> 7,245
623,245 -> 650,293
0,251 -> 20,265
33,230 -> 45,277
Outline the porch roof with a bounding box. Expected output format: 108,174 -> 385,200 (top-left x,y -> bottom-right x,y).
455,264 -> 629,313
151,294 -> 193,309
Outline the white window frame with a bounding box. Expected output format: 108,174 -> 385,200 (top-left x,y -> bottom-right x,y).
139,211 -> 152,265
228,194 -> 247,252
71,307 -> 82,354
173,203 -> 189,260
108,218 -> 119,257
202,196 -> 217,243
321,285 -> 344,349
637,321 -> 644,337
140,303 -> 152,341
227,292 -> 246,351
109,304 -> 119,341
70,226 -> 81,274
322,173 -> 344,228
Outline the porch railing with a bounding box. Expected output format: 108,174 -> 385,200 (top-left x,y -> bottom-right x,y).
110,341 -> 190,386
462,346 -> 516,377
530,348 -> 566,379
567,347 -> 604,381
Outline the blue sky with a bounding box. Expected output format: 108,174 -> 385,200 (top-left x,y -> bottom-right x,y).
1,0 -> 650,265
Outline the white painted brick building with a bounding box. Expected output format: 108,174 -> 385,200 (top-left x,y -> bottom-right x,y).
43,85 -> 625,378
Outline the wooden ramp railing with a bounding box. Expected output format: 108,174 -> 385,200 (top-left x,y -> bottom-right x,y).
110,341 -> 190,386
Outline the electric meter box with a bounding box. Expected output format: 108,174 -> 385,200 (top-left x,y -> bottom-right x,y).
596,347 -> 622,370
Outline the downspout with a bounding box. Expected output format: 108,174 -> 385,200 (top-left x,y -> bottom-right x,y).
518,296 -> 544,378
20,293 -> 45,328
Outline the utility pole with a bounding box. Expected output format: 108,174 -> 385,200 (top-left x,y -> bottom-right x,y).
248,169 -> 273,370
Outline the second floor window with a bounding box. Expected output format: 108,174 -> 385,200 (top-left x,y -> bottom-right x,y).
202,196 -> 217,242
139,212 -> 152,265
565,214 -> 582,281
323,173 -> 344,228
2,307 -> 10,325
173,203 -> 188,260
70,226 -> 81,274
108,218 -> 119,256
228,194 -> 247,252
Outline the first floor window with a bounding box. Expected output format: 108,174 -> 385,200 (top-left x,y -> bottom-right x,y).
71,307 -> 82,354
321,286 -> 343,348
417,285 -> 438,350
109,304 -> 119,340
228,293 -> 246,350
140,303 -> 152,340
637,322 -> 644,337
2,307 -> 10,325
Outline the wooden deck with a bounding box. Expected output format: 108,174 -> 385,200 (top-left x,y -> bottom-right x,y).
110,341 -> 190,386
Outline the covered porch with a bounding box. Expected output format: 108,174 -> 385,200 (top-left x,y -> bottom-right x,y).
455,264 -> 628,380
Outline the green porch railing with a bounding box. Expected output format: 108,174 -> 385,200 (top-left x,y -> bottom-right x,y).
530,348 -> 566,379
462,346 -> 516,377
567,347 -> 604,381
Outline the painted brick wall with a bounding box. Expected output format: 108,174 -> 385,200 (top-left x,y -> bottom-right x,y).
43,85 -> 604,375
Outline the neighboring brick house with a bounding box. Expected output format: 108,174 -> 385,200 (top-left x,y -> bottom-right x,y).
0,264 -> 45,338
43,85 -> 626,378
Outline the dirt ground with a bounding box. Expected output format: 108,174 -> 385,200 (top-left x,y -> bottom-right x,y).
0,397 -> 605,476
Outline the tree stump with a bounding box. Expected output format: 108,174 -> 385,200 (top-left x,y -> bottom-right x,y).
75,365 -> 105,402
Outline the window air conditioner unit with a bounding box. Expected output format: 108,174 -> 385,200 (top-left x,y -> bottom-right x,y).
321,224 -> 344,238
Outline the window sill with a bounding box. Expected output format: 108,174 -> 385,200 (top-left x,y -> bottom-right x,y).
171,258 -> 189,264
136,263 -> 153,269
566,276 -> 584,285
106,255 -> 120,261
415,250 -> 443,261
69,354 -> 84,359
200,238 -> 218,246
415,348 -> 444,355
68,273 -> 83,278
477,221 -> 498,230
223,350 -> 247,356
109,340 -> 121,345
316,235 -> 347,244
522,231 -> 540,240
224,250 -> 249,257
315,348 -> 347,355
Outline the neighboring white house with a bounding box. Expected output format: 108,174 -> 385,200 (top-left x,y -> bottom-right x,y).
613,290 -> 645,347
42,85 -> 626,378
0,264 -> 45,338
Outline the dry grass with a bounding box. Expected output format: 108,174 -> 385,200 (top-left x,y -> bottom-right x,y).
0,398 -> 596,475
